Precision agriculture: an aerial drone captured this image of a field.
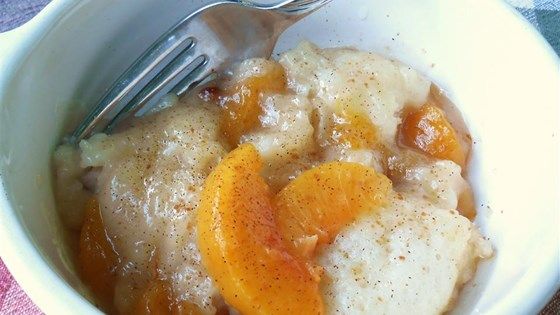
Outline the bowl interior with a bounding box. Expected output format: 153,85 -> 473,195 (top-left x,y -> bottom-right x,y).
0,0 -> 558,314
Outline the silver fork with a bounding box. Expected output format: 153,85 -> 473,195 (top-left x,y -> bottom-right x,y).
69,0 -> 331,144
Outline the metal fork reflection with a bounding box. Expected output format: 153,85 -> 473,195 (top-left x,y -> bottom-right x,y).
70,0 -> 331,143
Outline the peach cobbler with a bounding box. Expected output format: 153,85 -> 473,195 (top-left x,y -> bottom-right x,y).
54,42 -> 492,315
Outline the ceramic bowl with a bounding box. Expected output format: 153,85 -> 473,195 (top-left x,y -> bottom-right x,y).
0,0 -> 558,314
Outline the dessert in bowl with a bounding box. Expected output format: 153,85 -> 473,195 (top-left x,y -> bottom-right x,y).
54,41 -> 492,314
0,0 -> 558,314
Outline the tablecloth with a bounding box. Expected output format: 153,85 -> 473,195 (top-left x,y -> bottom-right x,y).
0,0 -> 559,314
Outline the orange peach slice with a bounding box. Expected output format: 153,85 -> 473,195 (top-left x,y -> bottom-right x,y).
274,162 -> 392,258
218,63 -> 286,147
331,108 -> 379,149
134,280 -> 174,315
400,104 -> 466,167
78,198 -> 118,311
197,144 -> 323,315
133,280 -> 204,315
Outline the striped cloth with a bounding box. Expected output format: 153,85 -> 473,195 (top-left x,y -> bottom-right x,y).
509,0 -> 560,55
0,0 -> 50,33
0,0 -> 558,314
0,259 -> 41,314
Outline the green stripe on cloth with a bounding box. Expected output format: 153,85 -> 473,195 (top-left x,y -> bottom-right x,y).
534,9 -> 560,55
512,0 -> 560,56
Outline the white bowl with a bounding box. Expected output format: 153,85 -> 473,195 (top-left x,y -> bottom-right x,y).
0,0 -> 558,314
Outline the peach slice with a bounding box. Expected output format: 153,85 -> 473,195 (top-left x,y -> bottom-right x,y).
78,198 -> 118,311
133,280 -> 204,315
457,183 -> 476,221
400,104 -> 466,167
217,63 -> 287,147
134,280 -> 173,315
274,162 -> 392,258
331,108 -> 379,149
197,144 -> 323,315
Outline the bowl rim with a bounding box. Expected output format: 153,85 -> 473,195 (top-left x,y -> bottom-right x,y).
0,1 -> 558,314
0,2 -> 103,314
